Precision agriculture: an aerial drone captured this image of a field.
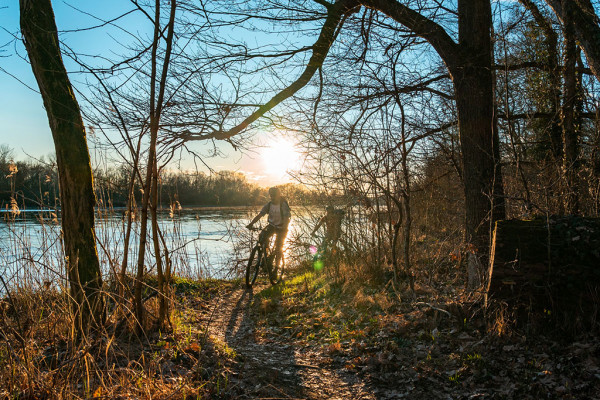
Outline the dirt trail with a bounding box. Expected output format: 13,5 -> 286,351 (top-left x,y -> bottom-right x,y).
200,286 -> 377,399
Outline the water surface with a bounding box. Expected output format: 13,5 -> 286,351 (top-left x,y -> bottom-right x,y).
0,207 -> 309,288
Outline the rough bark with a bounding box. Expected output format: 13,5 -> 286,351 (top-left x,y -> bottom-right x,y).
453,0 -> 505,252
544,0 -> 600,83
20,0 -> 104,333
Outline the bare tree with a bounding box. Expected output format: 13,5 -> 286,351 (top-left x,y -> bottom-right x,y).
20,0 -> 104,334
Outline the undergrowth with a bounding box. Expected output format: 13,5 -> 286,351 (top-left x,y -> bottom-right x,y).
251,264 -> 600,398
0,277 -> 238,399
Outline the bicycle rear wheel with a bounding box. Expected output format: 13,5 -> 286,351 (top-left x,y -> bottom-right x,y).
246,246 -> 262,287
268,252 -> 285,285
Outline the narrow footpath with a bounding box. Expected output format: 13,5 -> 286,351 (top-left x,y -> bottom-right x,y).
198,286 -> 381,399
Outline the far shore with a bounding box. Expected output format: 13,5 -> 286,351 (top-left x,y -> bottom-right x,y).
1,204 -> 325,214
1,205 -> 262,213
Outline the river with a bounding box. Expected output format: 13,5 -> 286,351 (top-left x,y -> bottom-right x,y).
0,207 -> 313,288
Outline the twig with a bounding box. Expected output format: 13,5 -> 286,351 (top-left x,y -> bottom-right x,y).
414,301 -> 451,317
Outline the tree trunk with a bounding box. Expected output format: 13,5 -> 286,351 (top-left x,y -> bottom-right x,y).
150,137 -> 166,328
20,0 -> 104,334
562,1 -> 581,214
454,72 -> 504,252
453,0 -> 505,256
401,157 -> 413,290
119,141 -> 141,302
134,0 -> 177,332
133,0 -> 162,331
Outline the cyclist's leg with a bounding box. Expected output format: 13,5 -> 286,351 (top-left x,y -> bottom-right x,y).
274,227 -> 287,265
321,234 -> 333,256
329,234 -> 340,255
259,225 -> 276,248
328,235 -> 341,278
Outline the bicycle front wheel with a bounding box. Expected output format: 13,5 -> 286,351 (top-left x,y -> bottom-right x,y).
246,246 -> 262,287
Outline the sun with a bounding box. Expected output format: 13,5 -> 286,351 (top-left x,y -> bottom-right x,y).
260,137 -> 302,181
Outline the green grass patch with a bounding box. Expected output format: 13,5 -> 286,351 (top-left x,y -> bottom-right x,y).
256,271 -> 320,300
252,269 -> 398,347
171,276 -> 234,295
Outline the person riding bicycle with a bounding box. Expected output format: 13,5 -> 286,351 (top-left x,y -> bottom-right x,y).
311,205 -> 344,254
246,187 -> 291,266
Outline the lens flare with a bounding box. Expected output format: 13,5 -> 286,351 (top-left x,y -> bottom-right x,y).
313,260 -> 324,271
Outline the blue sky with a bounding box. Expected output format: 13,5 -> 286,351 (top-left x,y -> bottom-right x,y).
1,1 -> 143,157
0,0 -> 301,186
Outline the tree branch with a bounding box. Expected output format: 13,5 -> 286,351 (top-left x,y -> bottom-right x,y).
198,0 -> 360,141
360,0 -> 460,68
544,0 -> 600,82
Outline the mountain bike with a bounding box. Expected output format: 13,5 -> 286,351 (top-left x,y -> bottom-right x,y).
246,226 -> 285,287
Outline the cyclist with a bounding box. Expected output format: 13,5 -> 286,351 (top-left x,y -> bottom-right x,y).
246,187 -> 291,266
311,205 -> 344,254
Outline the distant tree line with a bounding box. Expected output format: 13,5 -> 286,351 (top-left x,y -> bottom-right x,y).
103,170 -> 323,208
0,145 -> 59,210
0,146 -> 319,210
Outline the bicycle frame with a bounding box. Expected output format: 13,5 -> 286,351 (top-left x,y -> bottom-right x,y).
246,226 -> 284,287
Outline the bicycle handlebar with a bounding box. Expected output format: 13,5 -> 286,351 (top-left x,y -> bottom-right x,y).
247,224 -> 286,232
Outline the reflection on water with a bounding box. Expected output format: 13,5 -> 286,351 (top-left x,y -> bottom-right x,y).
0,207 -> 308,287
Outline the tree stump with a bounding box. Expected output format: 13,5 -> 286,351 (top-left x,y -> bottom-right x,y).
486,216 -> 600,334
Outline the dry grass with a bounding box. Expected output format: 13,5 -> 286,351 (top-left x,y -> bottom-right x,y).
0,278 -> 238,399
0,198 -> 242,398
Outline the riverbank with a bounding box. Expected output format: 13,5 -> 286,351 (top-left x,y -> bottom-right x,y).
0,276 -> 235,398
1,206 -> 307,280
2,268 -> 598,399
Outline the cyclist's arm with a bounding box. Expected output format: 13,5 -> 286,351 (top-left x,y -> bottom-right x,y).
247,214 -> 262,228
247,204 -> 268,228
311,216 -> 325,235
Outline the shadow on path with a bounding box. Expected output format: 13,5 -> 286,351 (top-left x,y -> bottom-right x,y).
204,286 -> 304,398
202,286 -> 378,399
